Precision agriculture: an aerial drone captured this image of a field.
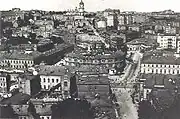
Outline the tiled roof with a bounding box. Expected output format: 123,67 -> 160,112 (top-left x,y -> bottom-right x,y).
0,105 -> 17,118
141,55 -> 180,64
1,51 -> 42,60
139,73 -> 180,89
77,76 -> 110,85
38,65 -> 72,76
127,38 -> 157,46
0,93 -> 30,105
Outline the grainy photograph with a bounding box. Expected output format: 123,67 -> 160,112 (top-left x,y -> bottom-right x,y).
0,0 -> 179,119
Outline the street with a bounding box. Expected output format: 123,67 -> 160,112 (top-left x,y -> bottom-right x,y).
114,51 -> 142,119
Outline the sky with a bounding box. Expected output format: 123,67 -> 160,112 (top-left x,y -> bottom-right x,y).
1,0 -> 180,12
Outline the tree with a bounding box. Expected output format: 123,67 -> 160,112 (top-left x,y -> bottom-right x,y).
51,98 -> 93,119
27,101 -> 40,119
138,100 -> 158,119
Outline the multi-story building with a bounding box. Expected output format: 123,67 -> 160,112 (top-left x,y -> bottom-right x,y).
126,38 -> 157,53
75,34 -> 105,50
177,39 -> 180,53
0,51 -> 42,70
95,18 -> 107,29
117,14 -> 125,25
157,34 -> 177,49
141,53 -> 180,75
17,72 -> 40,96
0,73 -> 9,93
63,50 -> 126,72
164,25 -> 176,34
38,65 -> 73,98
106,14 -> 115,27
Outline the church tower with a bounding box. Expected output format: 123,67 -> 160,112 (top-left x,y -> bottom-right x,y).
79,0 -> 84,16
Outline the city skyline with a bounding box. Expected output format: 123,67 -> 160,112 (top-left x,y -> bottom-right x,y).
1,0 -> 180,12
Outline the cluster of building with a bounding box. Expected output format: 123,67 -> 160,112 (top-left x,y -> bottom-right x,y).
2,0 -> 180,118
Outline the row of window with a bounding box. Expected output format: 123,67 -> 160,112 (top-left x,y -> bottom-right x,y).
0,83 -> 6,87
67,58 -> 115,63
42,78 -> 68,86
0,78 -> 6,81
142,68 -> 180,74
142,64 -> 180,68
2,60 -> 33,64
19,117 -> 51,119
42,78 -> 59,83
41,117 -> 51,119
1,64 -> 27,69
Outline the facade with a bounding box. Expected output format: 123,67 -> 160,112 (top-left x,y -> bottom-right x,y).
63,50 -> 126,72
0,73 -> 9,93
75,34 -> 105,50
157,34 -> 177,49
96,20 -> 107,28
106,14 -> 115,27
177,39 -> 180,53
17,72 -> 40,96
38,65 -> 72,98
164,25 -> 176,34
118,14 -> 125,25
141,54 -> 180,75
0,51 -> 42,70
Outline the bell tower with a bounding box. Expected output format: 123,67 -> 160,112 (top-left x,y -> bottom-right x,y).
79,0 -> 84,16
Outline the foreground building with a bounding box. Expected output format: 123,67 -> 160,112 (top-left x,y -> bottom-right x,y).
38,65 -> 73,99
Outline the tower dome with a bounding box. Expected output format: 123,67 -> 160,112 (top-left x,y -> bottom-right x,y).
79,0 -> 84,5
79,0 -> 85,16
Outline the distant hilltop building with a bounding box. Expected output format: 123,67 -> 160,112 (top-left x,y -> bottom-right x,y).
65,0 -> 85,17
79,0 -> 85,16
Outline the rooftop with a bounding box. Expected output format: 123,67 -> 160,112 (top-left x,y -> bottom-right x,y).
76,34 -> 105,43
139,73 -> 180,89
142,55 -> 180,64
38,65 -> 72,76
2,51 -> 42,60
0,93 -> 30,105
126,38 -> 157,46
77,76 -> 110,85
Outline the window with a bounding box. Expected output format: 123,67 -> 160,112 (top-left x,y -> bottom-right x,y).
48,78 -> 50,83
44,85 -> 46,89
52,79 -> 54,83
64,82 -> 68,87
41,117 -> 44,119
47,117 -> 50,119
56,79 -> 59,83
44,78 -> 46,82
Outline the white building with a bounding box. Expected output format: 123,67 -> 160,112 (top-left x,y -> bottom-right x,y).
0,73 -> 8,93
177,39 -> 180,53
141,55 -> 180,75
157,34 -> 177,49
106,14 -> 115,27
38,65 -> 72,98
0,51 -> 41,70
96,20 -> 107,28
